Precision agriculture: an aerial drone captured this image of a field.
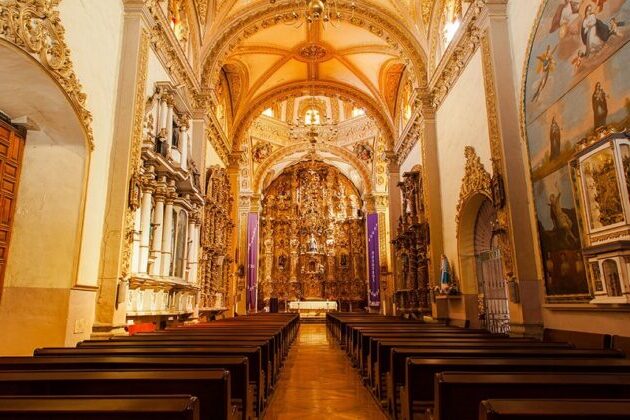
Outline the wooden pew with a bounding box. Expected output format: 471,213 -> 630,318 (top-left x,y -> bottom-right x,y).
543,328 -> 611,349
0,369 -> 234,420
77,339 -> 277,393
401,357 -> 630,420
431,372 -> 630,420
365,336 -> 548,381
34,346 -> 265,417
479,399 -> 630,419
373,340 -> 574,400
388,347 -> 624,417
0,356 -> 253,420
0,395 -> 199,420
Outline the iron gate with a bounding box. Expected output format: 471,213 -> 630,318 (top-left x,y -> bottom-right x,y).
476,248 -> 510,334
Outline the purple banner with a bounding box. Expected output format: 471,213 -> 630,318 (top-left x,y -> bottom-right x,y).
247,212 -> 259,313
367,213 -> 381,306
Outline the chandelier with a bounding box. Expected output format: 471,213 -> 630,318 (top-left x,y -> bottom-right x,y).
271,0 -> 356,28
288,95 -> 338,144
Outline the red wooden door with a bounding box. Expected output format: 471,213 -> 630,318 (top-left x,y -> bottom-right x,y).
0,120 -> 25,299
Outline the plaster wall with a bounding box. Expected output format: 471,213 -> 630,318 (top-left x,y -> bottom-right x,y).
436,49 -> 492,281
58,0 -> 124,289
399,140 -> 421,177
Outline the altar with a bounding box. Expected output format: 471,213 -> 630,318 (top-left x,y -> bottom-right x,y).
288,300 -> 338,319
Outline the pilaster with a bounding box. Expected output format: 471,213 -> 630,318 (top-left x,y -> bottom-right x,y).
93,0 -> 153,336
478,1 -> 543,331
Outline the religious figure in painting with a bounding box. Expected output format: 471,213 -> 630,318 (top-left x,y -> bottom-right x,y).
548,190 -> 578,245
581,5 -> 612,57
550,0 -> 581,37
531,45 -> 557,102
549,116 -> 562,160
592,82 -> 609,129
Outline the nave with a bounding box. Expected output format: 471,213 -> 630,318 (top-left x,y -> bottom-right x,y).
264,323 -> 387,420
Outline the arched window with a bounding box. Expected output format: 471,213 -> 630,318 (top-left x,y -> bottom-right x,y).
262,107 -> 274,118
174,209 -> 188,278
351,108 -> 365,118
304,108 -> 321,125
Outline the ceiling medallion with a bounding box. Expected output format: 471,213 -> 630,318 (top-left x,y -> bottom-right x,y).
298,43 -> 329,62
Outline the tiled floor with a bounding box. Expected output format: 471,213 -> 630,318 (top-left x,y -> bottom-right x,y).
263,323 -> 388,419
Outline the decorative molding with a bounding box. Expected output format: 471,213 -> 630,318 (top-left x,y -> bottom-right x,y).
0,0 -> 95,149
252,142 -> 373,195
121,28 -> 151,279
455,146 -> 492,225
429,0 -> 485,108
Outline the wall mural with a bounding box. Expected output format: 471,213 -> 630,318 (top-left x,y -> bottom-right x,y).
525,0 -> 630,300
259,160 -> 367,307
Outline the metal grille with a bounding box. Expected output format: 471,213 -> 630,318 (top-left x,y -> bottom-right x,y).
476,248 -> 510,334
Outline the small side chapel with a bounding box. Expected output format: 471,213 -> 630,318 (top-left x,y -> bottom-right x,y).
0,0 -> 629,418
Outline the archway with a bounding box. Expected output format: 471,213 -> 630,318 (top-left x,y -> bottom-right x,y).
473,199 -> 510,334
0,42 -> 90,355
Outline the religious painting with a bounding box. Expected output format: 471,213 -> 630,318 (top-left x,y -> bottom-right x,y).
533,166 -> 589,297
525,1 -> 630,300
580,144 -> 625,229
526,0 -> 630,122
252,140 -> 273,163
353,141 -> 374,162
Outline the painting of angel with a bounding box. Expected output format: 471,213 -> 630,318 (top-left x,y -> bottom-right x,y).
532,44 -> 557,102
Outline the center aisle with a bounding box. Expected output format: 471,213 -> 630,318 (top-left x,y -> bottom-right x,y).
264,323 -> 387,420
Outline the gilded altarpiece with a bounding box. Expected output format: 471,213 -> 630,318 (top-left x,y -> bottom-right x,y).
260,161 -> 367,306
200,166 -> 234,310
392,170 -> 431,315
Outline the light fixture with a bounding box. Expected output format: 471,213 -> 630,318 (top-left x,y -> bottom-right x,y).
288,94 -> 338,143
272,0 -> 356,28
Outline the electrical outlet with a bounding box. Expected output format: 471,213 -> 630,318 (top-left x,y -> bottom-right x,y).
74,318 -> 85,334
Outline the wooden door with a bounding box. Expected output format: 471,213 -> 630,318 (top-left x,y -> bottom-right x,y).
0,120 -> 25,299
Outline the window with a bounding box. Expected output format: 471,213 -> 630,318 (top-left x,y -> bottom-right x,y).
262,108 -> 274,118
351,108 -> 365,118
304,108 -> 321,125
443,19 -> 461,45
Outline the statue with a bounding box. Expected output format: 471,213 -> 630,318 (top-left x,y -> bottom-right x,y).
439,254 -> 451,293
307,233 -> 318,253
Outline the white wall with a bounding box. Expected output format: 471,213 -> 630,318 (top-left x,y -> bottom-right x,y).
399,140 -> 421,177
436,49 -> 492,277
58,0 -> 124,290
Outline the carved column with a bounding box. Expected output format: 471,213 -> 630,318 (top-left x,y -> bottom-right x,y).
160,180 -> 176,276
478,1 -> 542,335
180,116 -> 190,170
149,179 -> 166,276
138,179 -> 154,275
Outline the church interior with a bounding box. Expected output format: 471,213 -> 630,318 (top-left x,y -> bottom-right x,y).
0,0 -> 630,418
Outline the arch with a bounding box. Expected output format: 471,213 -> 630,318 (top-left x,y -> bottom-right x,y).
252,142 -> 373,196
232,81 -> 396,151
200,1 -> 429,91
0,41 -> 91,354
457,192 -> 493,295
